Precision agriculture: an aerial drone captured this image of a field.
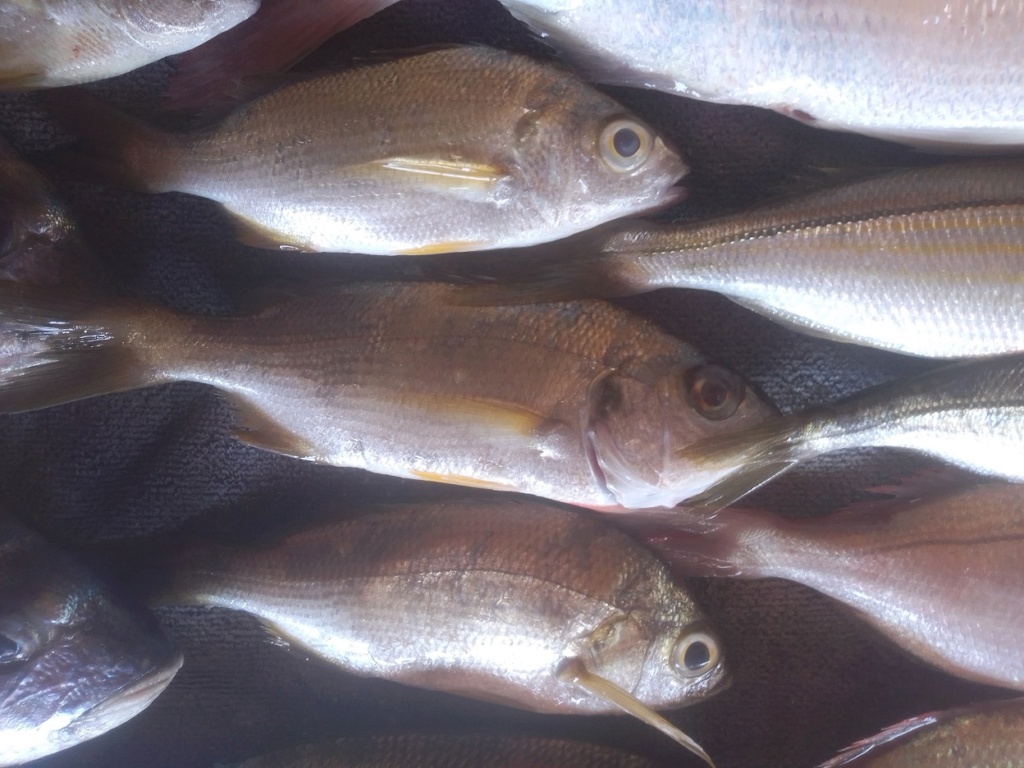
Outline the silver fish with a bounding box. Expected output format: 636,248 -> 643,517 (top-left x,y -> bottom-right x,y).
0,515 -> 182,766
498,0 -> 1024,148
676,355 -> 1024,508
817,698 -> 1024,767
647,481 -> 1024,690
50,46 -> 686,255
155,500 -> 726,764
466,161 -> 1024,359
0,0 -> 260,89
238,734 -> 662,768
0,281 -> 774,511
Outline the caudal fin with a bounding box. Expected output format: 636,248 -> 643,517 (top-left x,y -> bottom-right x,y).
0,286 -> 150,413
42,90 -> 173,192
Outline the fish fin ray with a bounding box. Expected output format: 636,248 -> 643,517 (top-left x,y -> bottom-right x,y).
0,68 -> 47,90
557,659 -> 716,767
816,713 -> 942,767
348,156 -> 508,199
415,394 -> 563,440
225,209 -> 319,252
225,395 -> 319,460
397,240 -> 489,256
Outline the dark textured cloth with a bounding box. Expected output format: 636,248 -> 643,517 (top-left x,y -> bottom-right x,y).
0,2 -> 1010,767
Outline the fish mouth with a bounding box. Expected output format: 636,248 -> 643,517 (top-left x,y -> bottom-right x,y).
66,652 -> 183,740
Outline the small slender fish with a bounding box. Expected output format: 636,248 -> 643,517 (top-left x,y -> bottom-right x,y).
50,46 -> 686,255
0,281 -> 773,511
152,501 -> 727,764
237,734 -> 663,768
497,0 -> 1024,147
645,481 -> 1024,690
675,355 -> 1024,508
0,0 -> 259,89
164,0 -> 402,113
468,161 -> 1024,359
817,698 -> 1024,767
0,515 -> 182,767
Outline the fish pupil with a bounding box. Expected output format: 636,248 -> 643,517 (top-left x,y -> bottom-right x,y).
683,640 -> 711,671
613,128 -> 641,158
0,634 -> 20,663
699,379 -> 729,408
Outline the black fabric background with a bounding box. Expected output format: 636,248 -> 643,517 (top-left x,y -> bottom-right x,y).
0,2 -> 1013,766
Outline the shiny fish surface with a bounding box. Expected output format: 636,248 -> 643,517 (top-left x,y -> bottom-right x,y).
818,698 -> 1024,767
238,733 -> 662,768
498,0 -> 1024,147
0,516 -> 182,766
479,161 -> 1024,359
647,483 -> 1024,690
678,355 -> 1024,507
54,46 -> 686,255
0,0 -> 259,89
154,500 -> 727,718
0,281 -> 773,510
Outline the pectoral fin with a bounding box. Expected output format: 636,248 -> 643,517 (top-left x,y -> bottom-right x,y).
350,156 -> 507,200
416,394 -> 562,440
557,658 -> 716,768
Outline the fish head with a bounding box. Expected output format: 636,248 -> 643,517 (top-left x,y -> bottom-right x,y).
0,518 -> 182,765
106,0 -> 259,37
506,70 -> 687,240
586,358 -> 777,509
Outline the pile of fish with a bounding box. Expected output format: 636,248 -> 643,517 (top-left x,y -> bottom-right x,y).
1,1 -> 1023,767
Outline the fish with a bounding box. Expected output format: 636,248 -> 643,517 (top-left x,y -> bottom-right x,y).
817,697 -> 1024,767
644,481 -> 1024,691
164,0 -> 403,114
0,514 -> 182,767
48,46 -> 687,255
0,281 -> 774,511
0,0 -> 260,89
148,500 -> 727,764
497,0 -> 1024,148
674,354 -> 1024,508
237,733 -> 663,768
460,160 -> 1024,359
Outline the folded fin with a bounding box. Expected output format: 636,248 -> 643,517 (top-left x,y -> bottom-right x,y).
416,394 -> 562,440
0,68 -> 46,91
225,395 -> 319,460
816,712 -> 942,767
348,156 -> 508,200
398,240 -> 489,256
557,658 -> 716,768
226,209 -> 318,252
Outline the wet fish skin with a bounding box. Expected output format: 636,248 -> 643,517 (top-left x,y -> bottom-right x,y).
647,482 -> 1024,690
817,698 -> 1024,767
498,0 -> 1024,147
0,281 -> 774,510
52,46 -> 686,255
154,500 -> 727,715
0,0 -> 260,89
0,515 -> 182,766
678,354 -> 1024,508
238,733 -> 662,768
475,161 -> 1024,359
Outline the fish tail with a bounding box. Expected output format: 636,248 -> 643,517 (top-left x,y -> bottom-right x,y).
451,253 -> 639,306
639,507 -> 776,578
42,90 -> 175,192
0,285 -> 155,414
677,412 -> 820,510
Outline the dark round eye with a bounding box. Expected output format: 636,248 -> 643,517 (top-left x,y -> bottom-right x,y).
599,119 -> 653,172
0,634 -> 22,664
674,631 -> 721,678
684,365 -> 746,421
613,127 -> 641,158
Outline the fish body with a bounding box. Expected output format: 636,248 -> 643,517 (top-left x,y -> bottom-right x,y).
0,0 -> 259,89
54,46 -> 686,255
498,0 -> 1024,147
488,161 -> 1024,359
0,515 -> 182,766
679,355 -> 1024,506
0,282 -> 773,510
818,698 -> 1024,766
154,500 -> 727,718
238,733 -> 661,768
648,482 -> 1024,690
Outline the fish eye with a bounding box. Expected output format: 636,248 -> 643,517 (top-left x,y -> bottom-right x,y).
599,119 -> 653,172
673,631 -> 720,678
684,365 -> 746,421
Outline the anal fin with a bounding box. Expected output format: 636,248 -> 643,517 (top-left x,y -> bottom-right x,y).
226,209 -> 318,252
225,394 -> 318,460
